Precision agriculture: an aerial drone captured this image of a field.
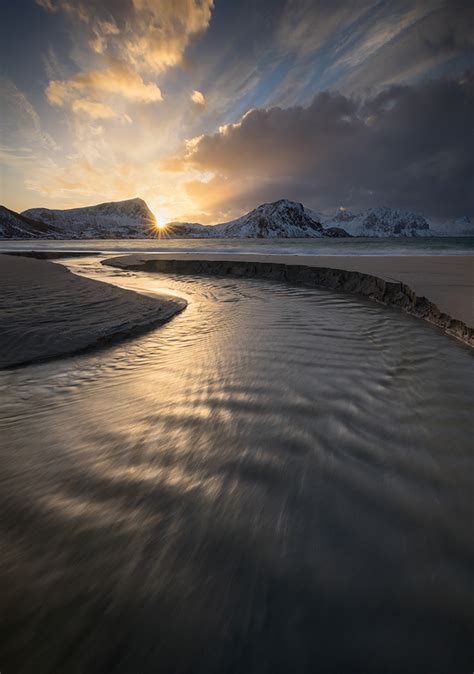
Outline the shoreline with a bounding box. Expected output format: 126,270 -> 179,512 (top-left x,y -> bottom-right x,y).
0,254 -> 186,369
102,253 -> 474,347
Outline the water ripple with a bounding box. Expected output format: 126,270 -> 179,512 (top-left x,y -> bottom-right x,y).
0,258 -> 473,674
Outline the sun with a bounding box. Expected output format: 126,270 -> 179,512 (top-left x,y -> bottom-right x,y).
150,208 -> 169,233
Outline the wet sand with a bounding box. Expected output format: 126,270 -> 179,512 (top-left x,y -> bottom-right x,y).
0,254 -> 186,368
103,253 -> 474,345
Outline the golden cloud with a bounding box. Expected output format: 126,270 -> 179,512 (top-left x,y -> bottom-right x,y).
160,157 -> 187,172
46,61 -> 163,108
191,90 -> 206,105
124,0 -> 215,72
89,19 -> 120,54
71,99 -> 119,119
37,0 -> 215,74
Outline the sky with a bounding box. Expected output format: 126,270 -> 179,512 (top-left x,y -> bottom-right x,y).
1,0 -> 473,223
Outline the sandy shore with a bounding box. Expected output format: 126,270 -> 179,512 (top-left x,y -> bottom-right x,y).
103,253 -> 474,345
0,254 -> 186,368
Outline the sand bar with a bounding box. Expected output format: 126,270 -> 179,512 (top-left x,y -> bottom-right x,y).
103,253 -> 474,345
0,254 -> 186,368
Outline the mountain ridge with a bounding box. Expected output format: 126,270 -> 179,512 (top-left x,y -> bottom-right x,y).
169,199 -> 350,239
0,197 -> 472,239
21,198 -> 155,239
0,205 -> 62,239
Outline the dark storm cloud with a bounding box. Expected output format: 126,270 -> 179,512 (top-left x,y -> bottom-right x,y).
184,71 -> 474,217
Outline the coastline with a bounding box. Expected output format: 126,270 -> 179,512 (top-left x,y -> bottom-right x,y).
0,254 -> 186,369
103,253 -> 474,347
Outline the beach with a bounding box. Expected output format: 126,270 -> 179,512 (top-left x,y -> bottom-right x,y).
3,3 -> 474,671
0,254 -> 186,368
1,254 -> 473,674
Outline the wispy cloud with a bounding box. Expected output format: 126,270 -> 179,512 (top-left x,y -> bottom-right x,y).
0,78 -> 58,154
36,0 -> 215,73
46,60 -> 163,108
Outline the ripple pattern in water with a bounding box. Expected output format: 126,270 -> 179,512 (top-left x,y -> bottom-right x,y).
0,259 -> 473,674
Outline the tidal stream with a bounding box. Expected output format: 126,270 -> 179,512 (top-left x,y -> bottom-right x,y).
0,257 -> 473,674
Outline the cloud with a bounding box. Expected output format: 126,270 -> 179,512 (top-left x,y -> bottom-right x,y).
89,19 -> 120,54
124,0 -> 215,72
46,61 -> 163,109
37,0 -> 215,73
71,99 -> 119,119
35,0 -> 56,10
0,78 -> 60,209
0,78 -> 58,154
178,71 -> 474,217
191,90 -> 206,106
24,151 -> 197,224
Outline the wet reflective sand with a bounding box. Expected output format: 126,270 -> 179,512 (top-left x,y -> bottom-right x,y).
0,258 -> 473,674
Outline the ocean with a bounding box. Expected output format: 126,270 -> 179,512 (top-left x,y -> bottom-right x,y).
0,235 -> 473,256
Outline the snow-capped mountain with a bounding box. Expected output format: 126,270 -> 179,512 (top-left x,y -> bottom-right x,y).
428,215 -> 474,236
216,200 -> 327,238
2,197 -> 473,240
168,200 -> 350,238
169,202 -> 467,239
310,207 -> 432,237
0,205 -> 61,239
21,198 -> 156,239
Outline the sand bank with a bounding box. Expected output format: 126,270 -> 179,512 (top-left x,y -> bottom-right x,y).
0,254 -> 186,368
103,253 -> 474,346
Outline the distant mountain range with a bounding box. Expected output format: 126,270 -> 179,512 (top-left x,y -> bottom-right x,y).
167,200 -> 474,238
0,197 -> 473,239
167,200 -> 349,239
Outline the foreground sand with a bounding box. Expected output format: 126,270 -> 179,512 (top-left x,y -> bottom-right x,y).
103,253 -> 474,345
0,254 -> 186,368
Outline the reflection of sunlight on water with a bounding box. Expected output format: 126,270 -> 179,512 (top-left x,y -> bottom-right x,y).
0,258 -> 474,673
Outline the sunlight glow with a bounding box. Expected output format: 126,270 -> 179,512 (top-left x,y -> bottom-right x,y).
151,207 -> 169,232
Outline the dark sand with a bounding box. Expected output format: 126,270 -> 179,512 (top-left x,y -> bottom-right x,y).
0,254 -> 186,368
